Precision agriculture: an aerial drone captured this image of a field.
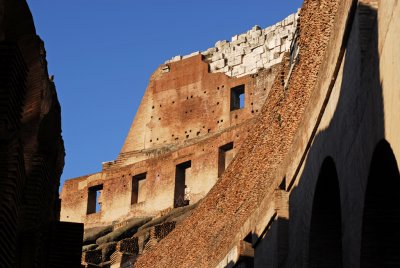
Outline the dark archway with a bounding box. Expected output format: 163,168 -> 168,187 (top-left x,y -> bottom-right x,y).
309,157 -> 343,268
360,140 -> 400,267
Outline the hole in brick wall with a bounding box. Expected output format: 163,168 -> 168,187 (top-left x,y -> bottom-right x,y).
151,116 -> 153,119
186,135 -> 189,138
217,121 -> 220,124
264,88 -> 266,91
174,161 -> 191,208
185,111 -> 188,114
217,87 -> 220,90
230,84 -> 245,111
256,109 -> 259,112
222,85 -> 224,88
87,184 -> 103,214
187,97 -> 189,100
204,91 -> 207,94
156,138 -> 159,141
175,137 -> 179,140
251,102 -> 253,105
217,102 -> 220,105
185,131 -> 187,134
208,129 -> 211,133
203,126 -> 205,128
191,95 -> 193,98
235,115 -> 238,119
160,104 -> 162,107
172,101 -> 175,104
218,142 -> 234,177
189,130 -> 192,132
159,118 -> 161,120
152,106 -> 154,109
251,111 -> 254,114
197,132 -> 200,136
131,172 -> 147,204
221,119 -> 224,122
150,139 -> 153,142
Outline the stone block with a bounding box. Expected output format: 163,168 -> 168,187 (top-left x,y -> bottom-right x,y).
210,58 -> 225,71
215,65 -> 229,73
252,25 -> 261,31
231,35 -> 238,42
215,40 -> 229,49
251,30 -> 262,39
285,14 -> 295,25
227,55 -> 242,67
211,52 -> 224,62
252,45 -> 264,55
232,66 -> 245,77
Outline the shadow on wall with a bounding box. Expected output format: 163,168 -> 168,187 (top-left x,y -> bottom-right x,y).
284,3 -> 400,268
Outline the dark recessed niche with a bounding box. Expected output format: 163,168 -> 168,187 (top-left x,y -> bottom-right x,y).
156,138 -> 159,141
189,130 -> 192,133
186,135 -> 189,138
197,132 -> 200,136
256,109 -> 259,112
160,104 -> 162,107
159,118 -> 161,120
152,106 -> 155,109
204,91 -> 207,94
221,119 -> 224,122
235,115 -> 238,119
217,87 -> 220,90
191,95 -> 193,98
251,102 -> 254,105
230,84 -> 245,111
150,139 -> 152,142
264,88 -> 266,91
217,102 -> 220,105
217,121 -> 220,124
172,101 -> 175,104
208,129 -> 211,133
222,85 -> 224,88
185,131 -> 187,133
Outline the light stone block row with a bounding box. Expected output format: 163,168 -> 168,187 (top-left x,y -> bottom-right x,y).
165,11 -> 299,78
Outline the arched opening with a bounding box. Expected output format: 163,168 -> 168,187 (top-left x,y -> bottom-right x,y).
360,140 -> 400,267
309,157 -> 343,268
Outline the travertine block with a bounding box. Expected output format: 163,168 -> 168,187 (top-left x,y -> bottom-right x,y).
252,45 -> 264,55
210,58 -> 225,71
211,52 -> 224,62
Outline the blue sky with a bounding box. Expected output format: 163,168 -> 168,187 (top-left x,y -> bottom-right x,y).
26,1 -> 303,189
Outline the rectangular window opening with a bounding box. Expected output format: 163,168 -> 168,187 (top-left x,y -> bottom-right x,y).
87,184 -> 103,215
131,172 -> 147,205
230,84 -> 245,111
218,142 -> 234,177
174,160 -> 191,208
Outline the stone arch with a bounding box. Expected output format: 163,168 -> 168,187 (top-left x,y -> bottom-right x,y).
309,157 -> 343,268
360,140 -> 400,267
